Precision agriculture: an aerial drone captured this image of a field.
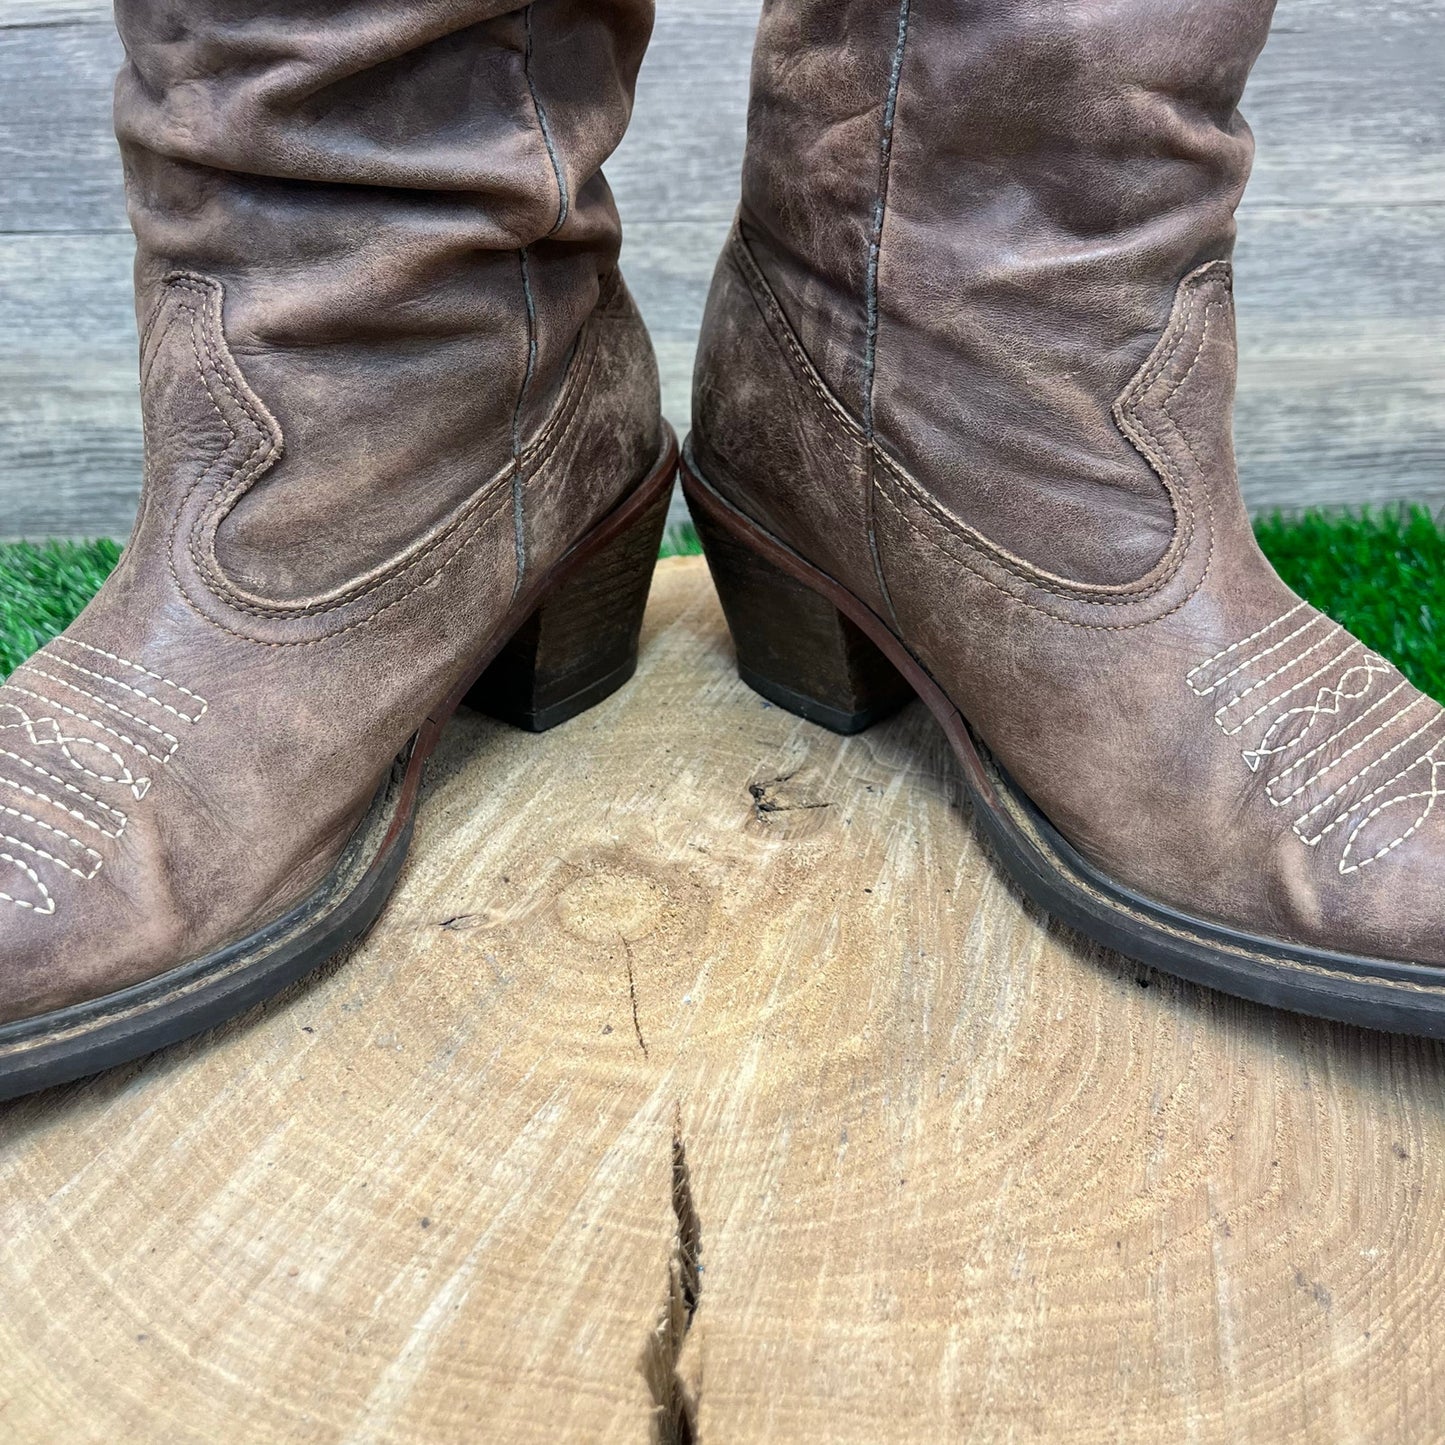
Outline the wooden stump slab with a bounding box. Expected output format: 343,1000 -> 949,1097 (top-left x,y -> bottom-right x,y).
2,556 -> 1444,1442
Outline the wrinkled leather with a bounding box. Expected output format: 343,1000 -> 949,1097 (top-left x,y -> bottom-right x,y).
0,0 -> 661,1022
693,0 -> 1445,965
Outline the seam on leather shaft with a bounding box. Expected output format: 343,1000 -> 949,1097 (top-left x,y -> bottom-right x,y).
876,278 -> 1214,611
725,226 -> 1224,619
865,450 -> 903,632
147,271 -> 603,636
862,0 -> 911,441
170,487 -> 514,650
138,308 -> 183,473
875,481 -> 1216,634
719,227 -> 900,623
157,282 -> 285,609
523,4 -> 570,237
164,275 -> 484,634
874,271 -> 1228,613
861,0 -> 912,628
137,289 -> 169,370
180,320 -> 597,623
880,262 -> 1234,613
148,269 -> 625,648
510,245 -> 541,598
520,313 -> 603,466
726,229 -> 867,457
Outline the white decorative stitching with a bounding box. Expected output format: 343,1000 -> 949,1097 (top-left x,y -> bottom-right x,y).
0,851 -> 55,916
1186,601 -> 1309,689
0,703 -> 152,799
1298,714 -> 1445,855
1214,627 -> 1348,724
0,647 -> 207,916
1220,641 -> 1360,752
0,804 -> 102,877
1294,709 -> 1445,840
2,686 -> 177,763
51,637 -> 208,716
1194,612 -> 1323,699
1190,604 -> 1445,877
0,769 -> 123,839
42,651 -> 205,724
1254,664 -> 1401,786
1340,748 -> 1445,874
0,746 -> 129,824
14,668 -> 183,752
0,827 -> 101,882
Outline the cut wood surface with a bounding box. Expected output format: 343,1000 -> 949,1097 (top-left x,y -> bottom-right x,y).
2,0 -> 1445,537
2,557 -> 1443,1443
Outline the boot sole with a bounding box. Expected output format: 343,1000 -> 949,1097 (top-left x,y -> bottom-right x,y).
682,448 -> 1445,1039
0,430 -> 679,1101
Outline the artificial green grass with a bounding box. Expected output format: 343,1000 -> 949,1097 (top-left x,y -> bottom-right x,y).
660,521 -> 703,559
0,539 -> 123,677
1254,505 -> 1445,705
2,509 -> 1441,702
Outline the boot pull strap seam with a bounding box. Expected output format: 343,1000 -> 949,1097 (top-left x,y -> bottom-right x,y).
726,226 -> 870,460
872,481 -> 1215,635
146,271 -> 605,639
726,220 -> 1224,613
874,267 -> 1237,608
157,275 -> 517,641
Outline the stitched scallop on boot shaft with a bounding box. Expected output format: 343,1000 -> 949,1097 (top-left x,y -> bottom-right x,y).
686,0 -> 1445,1033
0,0 -> 674,1097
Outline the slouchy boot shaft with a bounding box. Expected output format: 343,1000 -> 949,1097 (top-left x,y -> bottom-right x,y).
0,0 -> 672,1091
688,0 -> 1445,1032
701,0 -> 1274,586
115,0 -> 656,597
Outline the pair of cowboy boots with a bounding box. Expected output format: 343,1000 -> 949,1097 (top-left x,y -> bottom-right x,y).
1,0 -> 1441,1100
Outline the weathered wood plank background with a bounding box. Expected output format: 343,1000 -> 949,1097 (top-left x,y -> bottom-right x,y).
0,0 -> 1443,539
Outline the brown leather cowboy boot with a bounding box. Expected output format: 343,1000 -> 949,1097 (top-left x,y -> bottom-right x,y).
0,1 -> 672,1097
685,0 -> 1445,1034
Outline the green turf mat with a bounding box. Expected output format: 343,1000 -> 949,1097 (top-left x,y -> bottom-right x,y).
660,521 -> 703,559
0,539 -> 123,678
2,508 -> 1441,701
1253,506 -> 1444,705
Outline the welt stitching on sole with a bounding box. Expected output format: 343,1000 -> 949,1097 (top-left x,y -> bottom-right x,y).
684,459 -> 1445,1017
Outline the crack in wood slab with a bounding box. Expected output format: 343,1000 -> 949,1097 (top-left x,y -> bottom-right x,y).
642,1127 -> 702,1445
624,938 -> 649,1058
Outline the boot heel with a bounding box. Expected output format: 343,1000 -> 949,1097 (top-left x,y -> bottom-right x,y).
468,478 -> 673,732
691,503 -> 913,735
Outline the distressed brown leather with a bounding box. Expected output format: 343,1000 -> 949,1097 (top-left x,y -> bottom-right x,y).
693,0 -> 1445,964
0,0 -> 661,1022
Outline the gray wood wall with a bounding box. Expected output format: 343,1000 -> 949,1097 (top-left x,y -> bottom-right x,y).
1,0 -> 1442,540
